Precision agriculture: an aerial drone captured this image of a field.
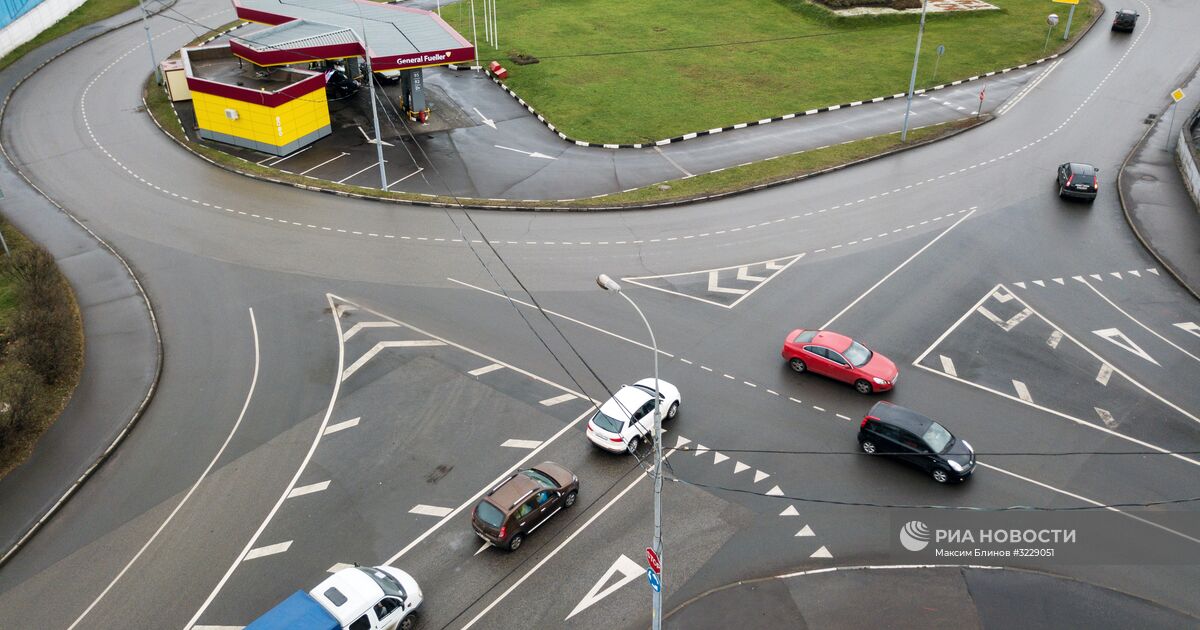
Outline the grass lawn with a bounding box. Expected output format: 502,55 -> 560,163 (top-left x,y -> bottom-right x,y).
442,0 -> 1096,143
0,0 -> 140,72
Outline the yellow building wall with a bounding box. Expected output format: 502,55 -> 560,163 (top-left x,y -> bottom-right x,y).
192,87 -> 330,147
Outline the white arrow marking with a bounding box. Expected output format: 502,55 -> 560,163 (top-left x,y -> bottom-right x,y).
1092,328 -> 1160,365
1095,407 -> 1119,429
977,306 -> 1032,331
736,266 -> 769,282
1110,272 -> 1122,279
1053,277 -> 1065,285
1033,280 -> 1045,287
939,355 -> 956,377
810,546 -> 832,558
795,524 -> 815,537
765,485 -> 784,496
495,145 -> 556,160
359,126 -> 394,146
474,541 -> 491,556
1012,380 -> 1032,403
1174,322 -> 1200,339
1128,270 -> 1141,277
473,107 -> 497,129
713,451 -> 729,464
1014,282 -> 1027,289
1095,363 -> 1113,386
566,554 -> 643,620
707,271 -> 748,295
753,470 -> 770,483
674,435 -> 692,449
780,505 -> 799,516
693,444 -> 709,456
733,461 -> 749,474
1148,268 -> 1159,275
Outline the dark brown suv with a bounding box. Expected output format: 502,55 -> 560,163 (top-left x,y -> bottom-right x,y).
471,462 -> 579,551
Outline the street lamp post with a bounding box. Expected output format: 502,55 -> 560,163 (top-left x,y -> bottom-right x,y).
596,273 -> 663,630
900,0 -> 930,142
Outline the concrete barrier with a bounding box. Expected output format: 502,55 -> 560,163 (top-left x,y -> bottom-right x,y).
1176,105 -> 1200,211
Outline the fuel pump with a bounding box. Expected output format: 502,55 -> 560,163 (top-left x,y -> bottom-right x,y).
398,68 -> 430,123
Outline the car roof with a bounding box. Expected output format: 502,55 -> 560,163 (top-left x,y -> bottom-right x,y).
599,385 -> 653,419
812,330 -> 853,352
485,473 -> 540,512
1069,163 -> 1096,174
868,401 -> 934,433
309,568 -> 384,625
1116,8 -> 1136,14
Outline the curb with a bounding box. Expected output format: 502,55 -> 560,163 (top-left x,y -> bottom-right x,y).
0,0 -> 174,568
1116,61 -> 1200,303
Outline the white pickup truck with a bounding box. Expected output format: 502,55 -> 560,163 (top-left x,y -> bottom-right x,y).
247,565 -> 422,630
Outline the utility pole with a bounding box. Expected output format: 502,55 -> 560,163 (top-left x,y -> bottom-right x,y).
137,0 -> 162,84
363,55 -> 389,190
901,0 -> 929,142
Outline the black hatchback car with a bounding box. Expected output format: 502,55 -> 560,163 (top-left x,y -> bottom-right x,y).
1055,162 -> 1099,202
858,402 -> 975,483
1112,9 -> 1138,32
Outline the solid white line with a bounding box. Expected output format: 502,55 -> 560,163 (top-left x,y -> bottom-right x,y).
385,406 -> 597,565
409,504 -> 454,518
539,393 -> 576,406
387,167 -> 424,189
654,146 -> 693,177
287,481 -> 331,499
821,208 -> 976,329
184,296 -> 347,630
912,363 -> 1200,467
68,309 -> 261,630
979,463 -> 1200,545
324,417 -> 360,435
337,161 -> 385,184
341,340 -> 446,381
244,541 -> 292,560
469,363 -> 504,376
460,444 -> 682,629
267,145 -> 310,165
1079,279 -> 1200,364
299,152 -> 348,175
501,439 -> 543,449
447,278 -> 677,359
1012,380 -> 1032,402
913,285 -> 1000,366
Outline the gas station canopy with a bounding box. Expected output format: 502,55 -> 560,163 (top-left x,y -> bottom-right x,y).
231,0 -> 474,71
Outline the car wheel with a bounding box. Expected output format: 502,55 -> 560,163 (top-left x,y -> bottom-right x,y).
854,379 -> 873,395
860,440 -> 877,454
666,402 -> 679,420
627,436 -> 640,454
789,358 -> 807,373
507,533 -> 524,551
564,490 -> 577,508
931,468 -> 950,484
399,612 -> 419,630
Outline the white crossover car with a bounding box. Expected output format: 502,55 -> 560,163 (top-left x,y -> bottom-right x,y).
585,378 -> 681,454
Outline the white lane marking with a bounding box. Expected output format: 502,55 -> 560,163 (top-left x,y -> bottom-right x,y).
185,295 -> 349,629
753,470 -> 770,483
244,541 -> 292,561
1079,280 -> 1200,364
460,442 -> 684,629
976,305 -> 1032,332
565,554 -> 644,620
474,542 -> 491,556
409,505 -> 454,518
540,393 -> 577,406
810,546 -> 833,559
448,279 -> 676,359
468,363 -> 504,376
780,505 -> 799,516
299,152 -> 348,175
992,290 -> 1013,303
69,309 -> 261,630
1091,328 -> 1160,366
287,481 -> 331,499
796,525 -> 815,537
337,161 -> 387,184
1095,407 -> 1119,429
939,355 -> 957,377
734,462 -> 750,474
328,563 -> 353,573
501,439 -> 543,449
324,417 -> 360,435
341,340 -> 447,381
1096,363 -> 1113,386
1174,321 -> 1200,339
1012,380 -> 1032,403
267,145 -> 310,165
494,145 -> 556,160
694,444 -> 710,456
622,254 -> 805,310
997,58 -> 1062,115
342,320 -> 399,341
713,451 -> 729,464
1047,330 -> 1063,349
979,462 -> 1200,545
736,266 -> 769,282
654,146 -> 693,177
707,270 -> 748,295
385,406 -> 597,565
387,167 -> 425,189
765,485 -> 784,496
820,208 -> 976,329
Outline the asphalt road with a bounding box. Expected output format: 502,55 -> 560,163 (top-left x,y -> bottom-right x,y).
0,0 -> 1198,628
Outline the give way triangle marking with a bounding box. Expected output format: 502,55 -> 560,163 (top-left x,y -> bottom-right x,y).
1092,328 -> 1159,366
566,554 -> 643,620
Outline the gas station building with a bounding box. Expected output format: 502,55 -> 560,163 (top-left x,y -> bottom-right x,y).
178,0 -> 474,156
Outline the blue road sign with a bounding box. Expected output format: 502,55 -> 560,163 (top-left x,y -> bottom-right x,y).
647,568 -> 661,592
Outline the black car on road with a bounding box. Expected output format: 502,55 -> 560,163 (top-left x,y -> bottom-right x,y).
858,402 -> 975,483
1056,162 -> 1099,202
1112,9 -> 1138,32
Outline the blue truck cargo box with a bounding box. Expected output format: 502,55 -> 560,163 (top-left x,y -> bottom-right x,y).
245,591 -> 340,630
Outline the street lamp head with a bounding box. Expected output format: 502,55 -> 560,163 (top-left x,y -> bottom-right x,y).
596,274 -> 622,292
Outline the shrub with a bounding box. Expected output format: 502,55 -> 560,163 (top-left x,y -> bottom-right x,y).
1,245 -> 79,385
0,364 -> 42,443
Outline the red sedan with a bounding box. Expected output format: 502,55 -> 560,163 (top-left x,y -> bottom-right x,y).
781,329 -> 898,394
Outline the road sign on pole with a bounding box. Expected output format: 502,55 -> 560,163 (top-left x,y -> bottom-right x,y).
647,568 -> 661,593
646,547 -> 661,574
1172,88 -> 1185,103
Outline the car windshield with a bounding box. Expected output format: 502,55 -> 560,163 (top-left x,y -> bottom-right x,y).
522,469 -> 557,489
358,568 -> 407,600
591,409 -> 624,433
842,341 -> 872,367
922,422 -> 954,453
475,500 -> 505,528
792,330 -> 817,343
